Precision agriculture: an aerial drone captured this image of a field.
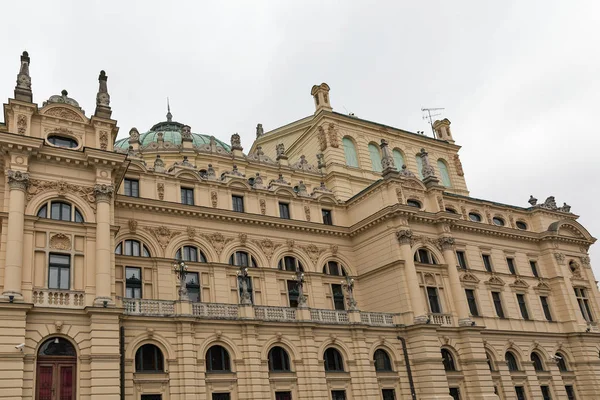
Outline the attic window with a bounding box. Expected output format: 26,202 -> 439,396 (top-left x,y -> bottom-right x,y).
492,217 -> 505,226
48,135 -> 78,149
468,212 -> 482,222
516,221 -> 527,230
407,199 -> 422,208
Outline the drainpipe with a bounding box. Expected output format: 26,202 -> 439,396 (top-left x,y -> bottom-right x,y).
120,325 -> 125,400
398,335 -> 417,400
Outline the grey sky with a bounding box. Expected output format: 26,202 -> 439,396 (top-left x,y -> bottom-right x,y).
1,1 -> 598,275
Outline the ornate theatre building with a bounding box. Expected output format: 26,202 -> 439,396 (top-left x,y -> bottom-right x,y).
0,51 -> 598,400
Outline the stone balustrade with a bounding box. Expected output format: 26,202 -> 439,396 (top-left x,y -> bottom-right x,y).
310,308 -> 350,324
193,302 -> 239,319
122,298 -> 175,316
32,289 -> 85,308
360,311 -> 396,326
428,313 -> 453,326
255,306 -> 297,321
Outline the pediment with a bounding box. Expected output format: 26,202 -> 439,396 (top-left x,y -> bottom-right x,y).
460,271 -> 480,284
534,280 -> 552,292
41,104 -> 86,122
485,275 -> 506,287
510,277 -> 530,289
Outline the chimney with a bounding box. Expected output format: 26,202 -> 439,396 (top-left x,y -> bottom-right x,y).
311,83 -> 332,114
14,51 -> 32,102
94,70 -> 112,118
433,119 -> 454,143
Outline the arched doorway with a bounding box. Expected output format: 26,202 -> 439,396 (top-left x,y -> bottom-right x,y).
36,337 -> 77,400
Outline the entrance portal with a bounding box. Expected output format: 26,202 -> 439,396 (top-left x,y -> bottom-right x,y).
36,337 -> 77,400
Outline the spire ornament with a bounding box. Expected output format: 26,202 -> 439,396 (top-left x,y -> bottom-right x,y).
15,51 -> 32,102
94,70 -> 112,118
166,98 -> 172,122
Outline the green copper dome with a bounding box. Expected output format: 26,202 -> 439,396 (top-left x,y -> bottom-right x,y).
114,119 -> 231,152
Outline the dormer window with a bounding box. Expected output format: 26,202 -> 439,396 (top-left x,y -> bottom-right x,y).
468,212 -> 482,222
48,135 -> 78,149
407,199 -> 422,208
492,217 -> 505,226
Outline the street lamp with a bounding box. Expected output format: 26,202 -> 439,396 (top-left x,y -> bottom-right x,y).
341,275 -> 357,310
237,266 -> 252,305
296,270 -> 308,308
173,260 -> 189,301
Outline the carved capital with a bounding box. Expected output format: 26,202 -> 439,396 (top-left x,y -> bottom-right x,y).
94,184 -> 114,202
7,170 -> 30,191
553,252 -> 565,265
396,229 -> 413,245
437,236 -> 455,251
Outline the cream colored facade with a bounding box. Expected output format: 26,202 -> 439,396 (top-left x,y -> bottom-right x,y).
0,51 -> 598,400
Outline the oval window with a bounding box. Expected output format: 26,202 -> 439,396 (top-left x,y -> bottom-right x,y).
468,212 -> 482,222
445,207 -> 457,214
407,199 -> 422,208
516,221 -> 527,230
492,217 -> 505,226
48,135 -> 78,148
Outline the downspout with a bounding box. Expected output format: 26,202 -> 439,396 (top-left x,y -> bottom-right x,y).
398,335 -> 417,400
120,325 -> 125,400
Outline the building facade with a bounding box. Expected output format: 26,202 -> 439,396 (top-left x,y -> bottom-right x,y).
0,51 -> 598,400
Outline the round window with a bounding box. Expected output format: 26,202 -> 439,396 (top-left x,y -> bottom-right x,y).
516,221 -> 527,230
468,212 -> 482,222
407,199 -> 422,208
48,135 -> 78,148
492,217 -> 505,226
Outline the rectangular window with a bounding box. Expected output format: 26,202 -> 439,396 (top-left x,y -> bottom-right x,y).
465,289 -> 479,316
507,258 -> 516,275
186,272 -> 200,302
449,388 -> 461,400
492,292 -> 505,318
141,396 -> 162,400
279,202 -> 290,219
232,195 -> 244,212
516,293 -> 530,320
275,392 -> 292,400
382,389 -> 396,400
456,251 -> 468,269
530,260 -> 539,277
482,254 -> 493,272
181,187 -> 194,205
540,386 -> 552,400
565,385 -> 576,400
515,386 -> 526,400
322,209 -> 333,225
124,178 -> 139,197
287,280 -> 299,308
427,287 -> 442,314
540,296 -> 553,321
126,267 -> 142,298
332,284 -> 345,310
212,394 -> 231,400
331,391 -> 347,400
48,254 -> 70,290
575,288 -> 594,322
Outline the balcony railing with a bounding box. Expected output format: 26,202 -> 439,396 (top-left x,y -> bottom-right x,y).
193,303 -> 239,319
360,311 -> 395,326
32,289 -> 85,308
123,299 -> 175,316
310,309 -> 349,324
255,306 -> 297,322
428,313 -> 453,326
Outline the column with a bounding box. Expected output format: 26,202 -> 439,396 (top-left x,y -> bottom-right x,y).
397,229 -> 427,323
438,236 -> 471,326
2,170 -> 29,299
94,184 -> 114,305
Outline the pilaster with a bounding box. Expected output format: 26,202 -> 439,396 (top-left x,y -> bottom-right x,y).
397,229 -> 427,323
87,308 -> 121,400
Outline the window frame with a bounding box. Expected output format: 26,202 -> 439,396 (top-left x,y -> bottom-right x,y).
48,253 -> 71,290
482,254 -> 493,272
516,293 -> 530,320
278,202 -> 290,219
342,137 -> 359,168
492,291 -> 505,318
125,266 -> 143,299
185,271 -> 201,303
426,286 -> 442,314
415,248 -> 437,265
368,142 -> 383,172
37,201 -> 84,223
135,344 -> 164,373
531,352 -> 545,372
506,351 -> 520,372
268,346 -> 291,372
229,251 -> 257,267
206,345 -> 231,372
374,349 -> 393,372
331,283 -> 345,310
124,178 -> 140,198
176,245 -> 207,263
465,289 -> 479,316
540,296 -> 553,321
575,287 -> 594,322
232,195 -> 244,213
468,212 -> 482,222
506,257 -> 517,275
322,209 -> 333,225
116,239 -> 151,258
441,348 -> 457,372
529,260 -> 540,278
324,348 -> 345,372
323,261 -> 347,276
287,280 -> 300,308
456,251 -> 468,269
47,135 -> 78,149
180,187 -> 194,205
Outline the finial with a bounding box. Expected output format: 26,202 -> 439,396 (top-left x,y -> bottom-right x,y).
94,69 -> 112,118
166,98 -> 172,122
15,50 -> 32,102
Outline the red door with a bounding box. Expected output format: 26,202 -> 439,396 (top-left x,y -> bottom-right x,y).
36,365 -> 54,400
36,361 -> 76,400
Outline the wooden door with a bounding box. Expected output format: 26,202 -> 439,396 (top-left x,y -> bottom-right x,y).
36,361 -> 76,400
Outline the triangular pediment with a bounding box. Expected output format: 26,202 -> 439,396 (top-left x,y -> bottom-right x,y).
510,277 -> 530,288
460,271 -> 480,284
485,275 -> 506,287
534,280 -> 552,292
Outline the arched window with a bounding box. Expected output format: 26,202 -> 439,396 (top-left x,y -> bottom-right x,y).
135,344 -> 164,373
368,143 -> 382,172
38,337 -> 76,356
278,256 -> 304,272
206,345 -> 231,372
415,155 -> 424,179
505,351 -> 519,372
176,245 -> 207,262
37,201 -> 84,223
414,248 -> 437,264
115,239 -> 151,257
342,137 -> 359,168
406,199 -> 422,208
48,135 -> 78,148
268,346 -> 291,372
437,159 -> 452,187
441,349 -> 456,372
485,351 -> 495,371
393,149 -> 405,170
324,348 -> 344,372
229,251 -> 257,267
374,349 -> 393,372
555,352 -> 568,372
322,261 -> 347,276
531,352 -> 544,372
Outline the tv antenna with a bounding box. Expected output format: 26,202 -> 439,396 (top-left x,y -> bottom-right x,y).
421,107 -> 444,136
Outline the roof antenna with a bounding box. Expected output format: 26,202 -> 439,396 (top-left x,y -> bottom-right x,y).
421,107 -> 444,137
166,97 -> 173,122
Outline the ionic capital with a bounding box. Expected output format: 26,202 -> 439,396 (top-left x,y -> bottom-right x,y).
94,183 -> 114,203
396,229 -> 413,245
7,170 -> 30,191
437,236 -> 456,251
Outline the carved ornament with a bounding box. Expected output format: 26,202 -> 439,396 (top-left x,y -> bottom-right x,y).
49,233 -> 71,250
7,170 -> 30,191
211,191 -> 218,208
553,252 -> 565,264
436,236 -> 455,251
317,126 -> 327,151
484,275 -> 505,287
99,131 -> 109,150
157,183 -> 165,200
128,219 -> 138,233
203,232 -> 233,255
301,244 -> 324,265
460,271 -> 480,284
94,184 -> 114,202
17,114 -> 27,134
396,229 -> 413,245
259,199 -> 266,215
145,225 -> 181,249
27,178 -> 96,208
253,238 -> 281,262
327,123 -> 339,148
43,107 -> 84,122
304,205 -> 311,221
187,226 -> 196,239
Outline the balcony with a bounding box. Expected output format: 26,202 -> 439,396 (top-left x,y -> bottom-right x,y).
255,306 -> 297,322
360,311 -> 395,326
428,313 -> 453,326
32,289 -> 85,309
122,298 -> 175,316
193,302 -> 239,319
310,309 -> 349,324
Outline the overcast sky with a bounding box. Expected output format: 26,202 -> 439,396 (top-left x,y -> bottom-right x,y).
1,1 -> 598,275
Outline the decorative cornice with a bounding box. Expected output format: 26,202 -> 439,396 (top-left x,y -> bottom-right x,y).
7,170 -> 30,191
